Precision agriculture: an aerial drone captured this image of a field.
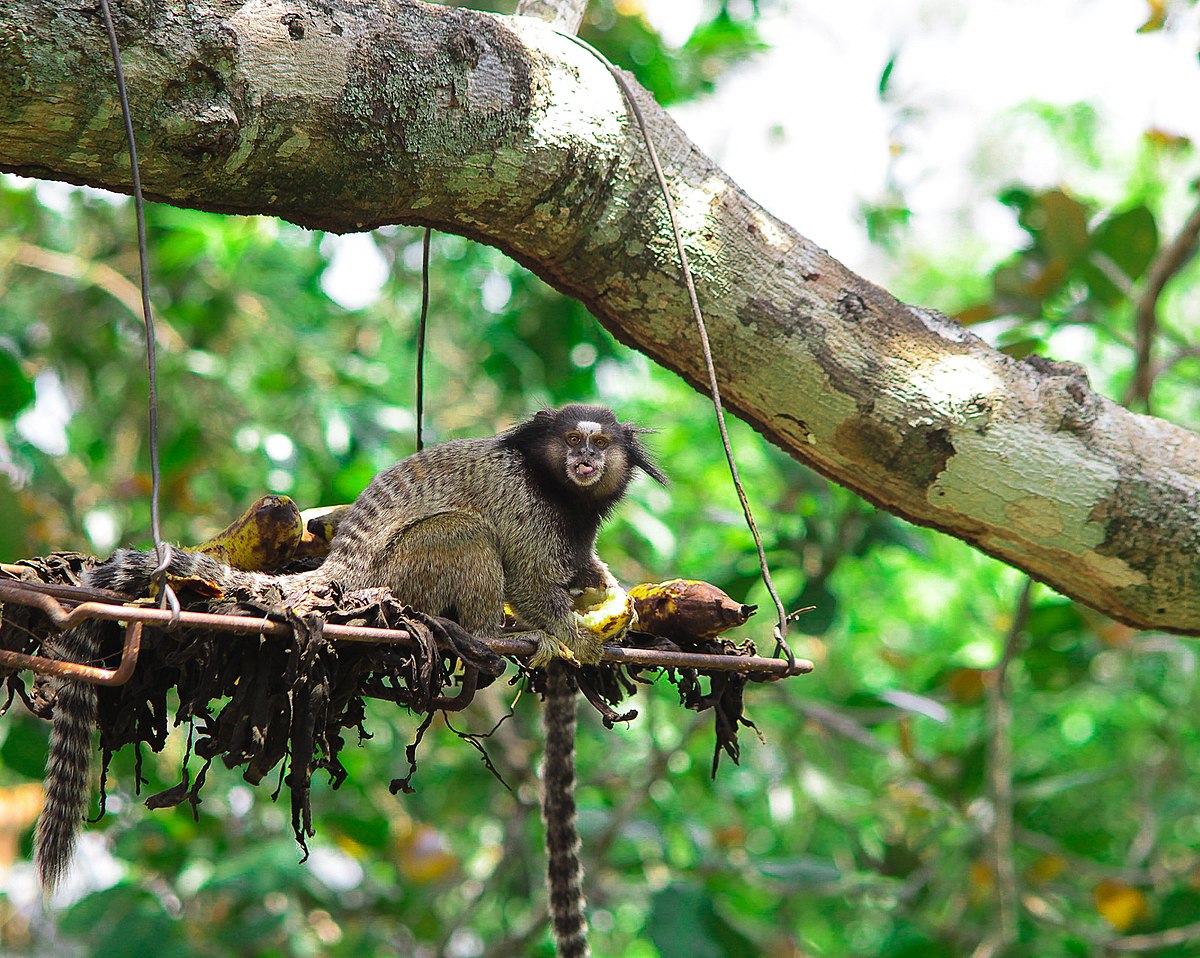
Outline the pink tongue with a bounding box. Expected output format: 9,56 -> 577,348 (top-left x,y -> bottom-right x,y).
577,464 -> 595,475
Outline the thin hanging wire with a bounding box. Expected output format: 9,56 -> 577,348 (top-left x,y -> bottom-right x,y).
415,228 -> 432,452
564,35 -> 794,668
98,0 -> 179,622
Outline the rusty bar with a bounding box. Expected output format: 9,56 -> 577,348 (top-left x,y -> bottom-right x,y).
432,667 -> 480,711
0,582 -> 416,646
0,577 -> 812,677
599,643 -> 813,676
0,574 -> 132,606
474,634 -> 812,676
0,621 -> 144,686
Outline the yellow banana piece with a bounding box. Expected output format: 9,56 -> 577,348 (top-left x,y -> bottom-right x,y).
503,584 -> 637,645
572,583 -> 636,644
294,504 -> 351,559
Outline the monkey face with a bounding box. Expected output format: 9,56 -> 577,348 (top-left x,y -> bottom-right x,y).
504,403 -> 665,505
563,420 -> 615,489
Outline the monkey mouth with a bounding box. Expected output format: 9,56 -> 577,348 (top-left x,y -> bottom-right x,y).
572,462 -> 601,484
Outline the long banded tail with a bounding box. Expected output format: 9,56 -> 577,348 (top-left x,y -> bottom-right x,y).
34,619 -> 102,889
31,546 -> 320,888
542,661 -> 589,958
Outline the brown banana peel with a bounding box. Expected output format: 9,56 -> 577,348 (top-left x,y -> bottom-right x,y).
628,578 -> 757,641
193,495 -> 304,572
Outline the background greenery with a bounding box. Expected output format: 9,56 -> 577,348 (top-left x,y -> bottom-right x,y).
1,1 -> 1199,956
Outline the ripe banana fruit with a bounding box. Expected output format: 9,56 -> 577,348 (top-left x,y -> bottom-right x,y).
294,505 -> 351,559
571,584 -> 636,644
193,495 -> 304,572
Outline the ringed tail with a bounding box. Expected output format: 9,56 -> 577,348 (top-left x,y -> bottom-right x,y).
34,619 -> 102,889
542,661 -> 590,958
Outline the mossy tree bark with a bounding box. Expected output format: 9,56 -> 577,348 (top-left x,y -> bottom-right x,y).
2,0 -> 1198,631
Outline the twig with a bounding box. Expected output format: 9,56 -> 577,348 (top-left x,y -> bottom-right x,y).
1153,344 -> 1200,380
1126,769 -> 1157,869
1107,919 -> 1200,953
1014,826 -> 1158,885
415,226 -> 431,451
560,33 -> 795,670
98,0 -> 179,623
983,578 -> 1033,955
1127,200 -> 1200,409
0,240 -> 185,349
795,699 -> 902,756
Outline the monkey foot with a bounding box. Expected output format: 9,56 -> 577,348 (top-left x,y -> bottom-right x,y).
569,631 -> 604,665
528,634 -> 580,669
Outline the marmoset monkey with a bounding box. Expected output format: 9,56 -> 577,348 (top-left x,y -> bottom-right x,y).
35,404 -> 664,957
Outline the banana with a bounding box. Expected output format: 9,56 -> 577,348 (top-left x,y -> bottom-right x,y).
193,495 -> 304,572
294,505 -> 351,560
571,583 -> 636,644
627,579 -> 756,641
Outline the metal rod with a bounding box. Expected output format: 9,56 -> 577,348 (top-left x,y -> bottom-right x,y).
0,621 -> 143,686
0,579 -> 813,677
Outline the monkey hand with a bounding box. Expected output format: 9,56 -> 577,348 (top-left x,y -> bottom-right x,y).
543,583 -> 634,667
525,583 -> 631,668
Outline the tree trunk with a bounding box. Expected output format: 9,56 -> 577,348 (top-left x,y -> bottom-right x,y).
2,0 -> 1198,632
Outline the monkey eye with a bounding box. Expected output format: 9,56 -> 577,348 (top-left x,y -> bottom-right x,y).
594,435 -> 610,449
566,432 -> 582,446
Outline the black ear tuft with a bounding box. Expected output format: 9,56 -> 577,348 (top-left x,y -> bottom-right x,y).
622,423 -> 668,486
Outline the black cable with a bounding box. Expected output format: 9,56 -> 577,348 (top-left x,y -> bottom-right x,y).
561,34 -> 794,668
98,0 -> 179,623
415,227 -> 432,452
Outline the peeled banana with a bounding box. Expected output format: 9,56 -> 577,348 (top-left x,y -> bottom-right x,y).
572,583 -> 637,643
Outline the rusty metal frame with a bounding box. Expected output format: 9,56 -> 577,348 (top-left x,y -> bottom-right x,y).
0,582 -> 146,686
0,577 -> 814,691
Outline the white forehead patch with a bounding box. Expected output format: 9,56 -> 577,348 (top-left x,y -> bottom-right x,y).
576,420 -> 604,435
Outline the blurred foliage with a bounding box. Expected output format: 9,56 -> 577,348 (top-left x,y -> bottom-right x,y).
582,2 -> 769,106
0,2 -> 1199,958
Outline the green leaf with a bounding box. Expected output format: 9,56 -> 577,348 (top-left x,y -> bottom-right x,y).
1034,189 -> 1091,263
1080,204 -> 1160,304
879,53 -> 898,97
650,883 -> 760,958
1093,205 -> 1158,280
0,348 -> 34,418
0,719 -> 48,779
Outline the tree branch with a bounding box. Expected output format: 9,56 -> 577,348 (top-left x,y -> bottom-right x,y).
1127,200 -> 1200,410
2,0 -> 1199,632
